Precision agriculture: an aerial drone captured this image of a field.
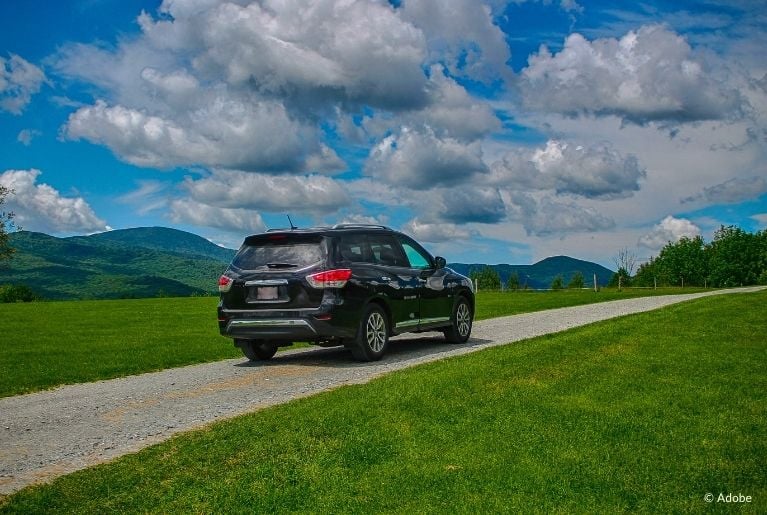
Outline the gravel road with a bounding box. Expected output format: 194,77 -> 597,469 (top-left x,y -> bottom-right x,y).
0,287 -> 763,495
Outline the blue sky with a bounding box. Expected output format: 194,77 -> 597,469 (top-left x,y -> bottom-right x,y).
1,0 -> 765,268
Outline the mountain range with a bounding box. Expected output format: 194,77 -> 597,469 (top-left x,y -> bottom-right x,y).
1,227 -> 614,300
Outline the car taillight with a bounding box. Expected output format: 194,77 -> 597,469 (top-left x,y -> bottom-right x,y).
218,275 -> 233,292
306,269 -> 352,288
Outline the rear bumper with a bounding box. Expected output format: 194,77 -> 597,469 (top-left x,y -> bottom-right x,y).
218,306 -> 358,342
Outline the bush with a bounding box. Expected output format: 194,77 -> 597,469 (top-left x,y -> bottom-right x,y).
0,284 -> 40,303
550,275 -> 564,290
567,271 -> 585,289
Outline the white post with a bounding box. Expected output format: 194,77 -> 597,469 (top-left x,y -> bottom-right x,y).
593,273 -> 598,292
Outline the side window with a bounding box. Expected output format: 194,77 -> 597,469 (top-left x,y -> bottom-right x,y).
369,236 -> 407,267
399,238 -> 432,270
338,234 -> 369,263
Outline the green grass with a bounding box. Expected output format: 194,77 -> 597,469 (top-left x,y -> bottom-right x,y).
474,287 -> 711,320
2,290 -> 764,513
0,287 -> 718,398
0,297 -> 237,398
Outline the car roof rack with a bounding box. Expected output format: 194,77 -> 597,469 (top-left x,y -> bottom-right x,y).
331,223 -> 391,230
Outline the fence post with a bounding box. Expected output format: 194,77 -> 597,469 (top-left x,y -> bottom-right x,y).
593,273 -> 598,292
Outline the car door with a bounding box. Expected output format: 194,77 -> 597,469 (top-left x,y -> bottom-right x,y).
396,235 -> 452,330
365,234 -> 421,332
338,233 -> 418,331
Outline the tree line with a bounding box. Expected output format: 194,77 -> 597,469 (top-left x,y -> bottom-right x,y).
631,226 -> 767,288
469,266 -> 585,291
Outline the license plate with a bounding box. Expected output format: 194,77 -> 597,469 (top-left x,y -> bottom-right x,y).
256,286 -> 279,300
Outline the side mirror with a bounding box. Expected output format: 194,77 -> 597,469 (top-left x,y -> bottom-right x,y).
434,256 -> 447,269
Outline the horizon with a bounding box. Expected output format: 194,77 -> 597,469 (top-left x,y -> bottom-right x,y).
1,1 -> 765,270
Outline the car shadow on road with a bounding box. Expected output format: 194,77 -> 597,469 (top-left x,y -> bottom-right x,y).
233,333 -> 493,370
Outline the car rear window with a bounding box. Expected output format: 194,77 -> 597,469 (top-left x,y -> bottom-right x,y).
232,235 -> 325,271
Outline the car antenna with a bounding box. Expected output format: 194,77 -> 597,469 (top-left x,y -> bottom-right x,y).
287,214 -> 297,230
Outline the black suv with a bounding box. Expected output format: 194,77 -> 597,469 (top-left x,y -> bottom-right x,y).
217,224 -> 474,361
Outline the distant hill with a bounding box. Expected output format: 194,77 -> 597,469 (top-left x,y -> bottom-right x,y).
1,226 -> 614,299
449,256 -> 614,289
83,226 -> 236,262
1,230 -> 233,300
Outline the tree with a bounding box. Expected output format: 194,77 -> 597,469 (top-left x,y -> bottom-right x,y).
0,284 -> 39,303
550,275 -> 564,290
613,247 -> 637,277
707,226 -> 763,287
567,271 -> 584,289
658,235 -> 708,287
0,185 -> 17,263
507,271 -> 520,291
469,266 -> 501,291
608,267 -> 631,288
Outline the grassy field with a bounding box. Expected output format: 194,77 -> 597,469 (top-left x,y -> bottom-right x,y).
0,287 -> 713,398
2,290 -> 764,512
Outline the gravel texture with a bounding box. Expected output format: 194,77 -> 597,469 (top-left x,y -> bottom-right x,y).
0,287 -> 762,495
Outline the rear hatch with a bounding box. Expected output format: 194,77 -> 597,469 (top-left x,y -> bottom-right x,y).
221,233 -> 328,310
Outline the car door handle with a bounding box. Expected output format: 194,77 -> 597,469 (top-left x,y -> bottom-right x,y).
381,276 -> 391,281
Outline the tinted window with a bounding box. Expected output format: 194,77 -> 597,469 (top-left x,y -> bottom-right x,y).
400,240 -> 432,269
232,240 -> 324,270
338,233 -> 369,263
369,236 -> 408,267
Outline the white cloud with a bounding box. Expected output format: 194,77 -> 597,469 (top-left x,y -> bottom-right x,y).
0,169 -> 107,233
520,25 -> 744,123
683,175 -> 767,204
509,193 -> 615,236
169,198 -> 266,233
64,99 -> 328,172
401,218 -> 471,243
16,129 -> 41,146
400,0 -> 511,83
145,0 -> 429,110
181,170 -> 350,214
365,126 -> 488,189
0,54 -> 46,114
490,140 -> 645,199
752,213 -> 767,227
638,215 -> 701,249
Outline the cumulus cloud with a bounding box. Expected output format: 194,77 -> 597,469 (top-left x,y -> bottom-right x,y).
520,25 -> 744,123
0,54 -> 46,114
64,99 -> 334,173
401,218 -> 471,243
683,176 -> 767,204
400,0 -> 511,83
365,127 -> 488,189
181,170 -> 350,214
17,129 -> 41,146
0,169 -> 107,233
509,193 -> 615,236
142,0 -> 429,110
168,198 -> 266,233
638,215 -> 701,249
439,187 -> 506,224
490,140 -> 645,199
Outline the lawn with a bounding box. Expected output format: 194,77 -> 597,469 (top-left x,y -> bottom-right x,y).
0,287 -> 715,398
2,290 -> 764,512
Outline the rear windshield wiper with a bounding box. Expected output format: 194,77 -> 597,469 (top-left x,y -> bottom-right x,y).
266,262 -> 299,269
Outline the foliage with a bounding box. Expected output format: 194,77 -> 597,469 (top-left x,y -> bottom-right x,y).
608,267 -> 631,288
567,271 -> 584,289
0,184 -> 17,263
0,231 -> 227,300
707,226 -> 766,287
506,271 -> 520,291
0,283 -> 39,303
550,274 -> 564,290
4,291 -> 764,513
469,265 -> 501,290
634,226 -> 766,287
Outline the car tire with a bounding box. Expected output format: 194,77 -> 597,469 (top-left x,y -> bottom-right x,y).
237,339 -> 278,361
444,296 -> 472,343
350,304 -> 389,361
